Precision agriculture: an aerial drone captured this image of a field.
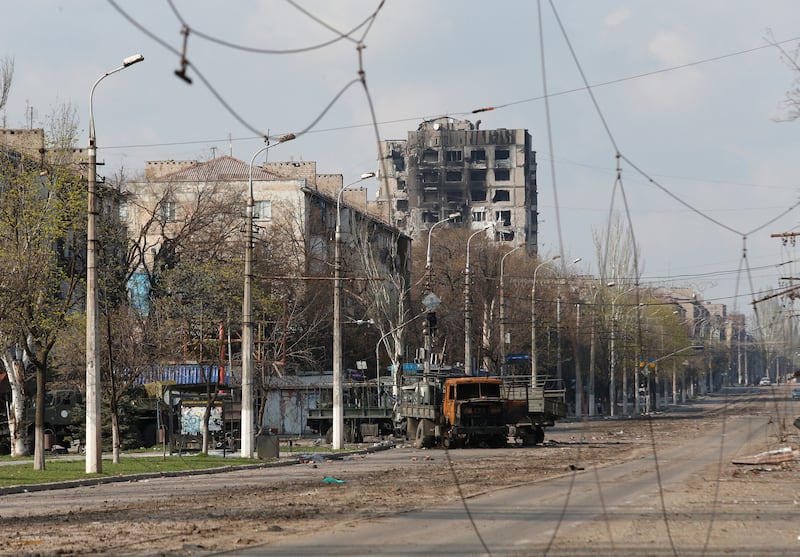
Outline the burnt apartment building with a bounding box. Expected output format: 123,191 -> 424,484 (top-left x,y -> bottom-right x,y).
377,117 -> 537,253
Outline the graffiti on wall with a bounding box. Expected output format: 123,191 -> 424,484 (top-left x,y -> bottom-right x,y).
181,405 -> 223,434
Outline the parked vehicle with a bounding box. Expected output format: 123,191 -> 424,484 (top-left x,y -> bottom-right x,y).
305,379 -> 395,443
502,376 -> 567,446
399,376 -> 508,448
759,377 -> 771,386
395,374 -> 567,448
791,387 -> 800,400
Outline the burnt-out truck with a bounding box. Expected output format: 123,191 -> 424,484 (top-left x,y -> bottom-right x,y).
398,376 -> 509,448
502,375 -> 567,446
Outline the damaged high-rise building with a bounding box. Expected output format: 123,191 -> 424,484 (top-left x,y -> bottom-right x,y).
377,117 -> 537,253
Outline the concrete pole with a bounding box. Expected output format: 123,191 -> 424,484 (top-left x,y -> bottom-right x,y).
531,256 -> 560,386
333,172 -> 375,449
574,302 -> 582,418
464,226 -> 491,376
499,246 -> 522,376
85,54 -> 144,475
242,135 -> 295,458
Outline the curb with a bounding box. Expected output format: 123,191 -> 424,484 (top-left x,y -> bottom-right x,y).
0,442 -> 394,496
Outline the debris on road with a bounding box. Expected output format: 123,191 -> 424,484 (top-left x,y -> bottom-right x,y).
731,447 -> 797,465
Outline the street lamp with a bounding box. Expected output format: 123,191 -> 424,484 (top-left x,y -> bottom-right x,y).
241,133 -> 295,459
646,345 -> 704,403
375,310 -> 430,405
464,224 -> 494,376
499,245 -> 524,375
86,53 -> 144,474
423,213 -> 459,379
426,213 -> 461,273
585,282 -> 614,417
609,288 -> 641,416
530,256 -> 581,385
332,171 -> 377,450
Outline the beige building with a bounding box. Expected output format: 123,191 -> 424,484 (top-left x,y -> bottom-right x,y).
123,155 -> 411,317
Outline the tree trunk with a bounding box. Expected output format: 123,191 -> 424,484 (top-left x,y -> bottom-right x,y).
202,408 -> 211,454
6,357 -> 28,457
33,367 -> 45,470
112,411 -> 121,464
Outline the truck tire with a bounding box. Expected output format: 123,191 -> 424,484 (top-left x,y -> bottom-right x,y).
405,418 -> 418,442
414,419 -> 435,449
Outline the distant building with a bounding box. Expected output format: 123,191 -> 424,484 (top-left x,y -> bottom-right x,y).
377,117 -> 537,253
124,155 -> 411,320
0,128 -> 89,173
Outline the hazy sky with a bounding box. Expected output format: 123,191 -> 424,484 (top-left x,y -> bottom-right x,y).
5,1 -> 800,316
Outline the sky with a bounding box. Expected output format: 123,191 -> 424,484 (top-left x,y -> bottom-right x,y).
4,0 -> 800,318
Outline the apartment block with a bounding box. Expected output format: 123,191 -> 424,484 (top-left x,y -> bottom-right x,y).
377,117 -> 537,253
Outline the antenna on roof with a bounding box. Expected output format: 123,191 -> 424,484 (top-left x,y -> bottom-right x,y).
228,133 -> 232,157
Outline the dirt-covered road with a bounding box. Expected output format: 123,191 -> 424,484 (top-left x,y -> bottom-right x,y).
1,387 -> 797,556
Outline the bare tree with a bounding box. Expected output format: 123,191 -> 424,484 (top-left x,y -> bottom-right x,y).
767,31 -> 800,121
0,56 -> 13,123
43,100 -> 79,167
351,216 -> 411,396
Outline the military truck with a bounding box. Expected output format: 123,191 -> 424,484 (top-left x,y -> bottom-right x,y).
306,378 -> 395,442
398,376 -> 509,448
502,375 -> 567,446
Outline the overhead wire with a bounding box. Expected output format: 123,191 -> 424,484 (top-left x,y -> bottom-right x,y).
459,33 -> 800,114
164,0 -> 383,53
107,0 -> 379,145
105,2 -> 798,552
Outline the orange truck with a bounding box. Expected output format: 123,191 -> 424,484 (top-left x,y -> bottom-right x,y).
397,374 -> 567,448
398,376 -> 509,449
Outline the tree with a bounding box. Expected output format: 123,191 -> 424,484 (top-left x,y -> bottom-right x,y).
770,32 -> 800,121
351,215 -> 411,395
0,147 -> 84,468
594,212 -> 644,413
0,55 -> 13,122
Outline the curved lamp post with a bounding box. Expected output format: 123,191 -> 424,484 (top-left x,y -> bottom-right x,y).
375,310 -> 429,404
499,245 -> 523,375
464,224 -> 494,376
332,171 -> 376,450
530,255 -> 560,385
422,213 -> 459,378
241,133 -> 295,458
608,286 -> 639,416
86,53 -> 144,474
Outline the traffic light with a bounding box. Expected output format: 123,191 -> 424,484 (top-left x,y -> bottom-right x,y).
427,311 -> 438,337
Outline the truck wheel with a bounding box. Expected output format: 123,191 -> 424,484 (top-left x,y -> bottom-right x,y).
442,435 -> 452,449
415,420 -> 435,449
533,426 -> 545,445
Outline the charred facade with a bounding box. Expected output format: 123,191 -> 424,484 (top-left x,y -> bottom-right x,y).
378,118 -> 537,254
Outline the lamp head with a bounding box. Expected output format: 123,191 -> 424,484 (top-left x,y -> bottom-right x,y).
122,54 -> 145,67
360,172 -> 376,179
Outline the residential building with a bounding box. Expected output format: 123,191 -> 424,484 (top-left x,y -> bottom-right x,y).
123,155 -> 411,357
376,117 -> 537,252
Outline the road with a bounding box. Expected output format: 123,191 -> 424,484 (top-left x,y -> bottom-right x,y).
0,387 -> 797,556
228,389 -> 795,556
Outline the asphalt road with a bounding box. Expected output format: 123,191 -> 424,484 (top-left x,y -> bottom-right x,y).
223,407 -> 774,556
